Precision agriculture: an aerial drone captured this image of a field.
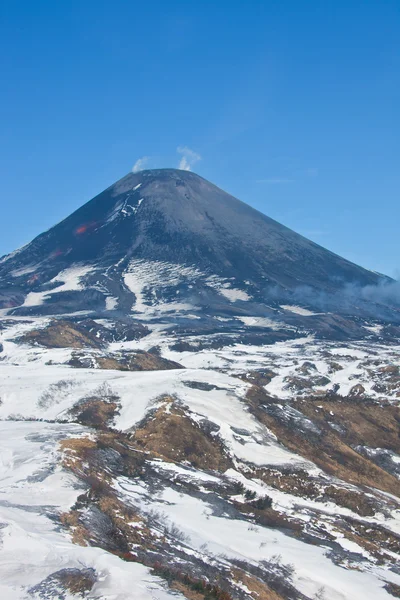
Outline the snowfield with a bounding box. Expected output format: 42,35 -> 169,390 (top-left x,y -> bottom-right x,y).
115,478 -> 398,600
1,313 -> 400,599
0,422 -> 182,600
0,362 -> 309,470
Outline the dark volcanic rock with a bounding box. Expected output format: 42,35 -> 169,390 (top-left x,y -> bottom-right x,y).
0,168 -> 398,337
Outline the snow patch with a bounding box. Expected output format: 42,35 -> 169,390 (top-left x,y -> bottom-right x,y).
281,305 -> 320,316
22,265 -> 95,307
105,296 -> 118,310
219,287 -> 250,302
238,316 -> 283,329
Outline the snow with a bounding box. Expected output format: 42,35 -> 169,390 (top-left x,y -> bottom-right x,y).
0,421 -> 184,600
220,423 -> 310,467
0,242 -> 30,265
123,272 -> 146,312
106,200 -> 125,224
219,287 -> 250,302
22,265 -> 95,307
224,469 -> 400,538
0,365 -> 153,424
105,296 -> 118,310
22,290 -> 47,307
116,478 -> 400,600
150,460 -> 220,483
172,369 -> 311,468
1,309 -> 400,598
329,347 -> 368,359
0,504 -> 183,600
123,259 -> 201,315
48,265 -> 95,294
0,357 -> 311,469
0,422 -> 85,509
281,305 -> 320,316
238,316 -> 283,329
363,324 -> 384,334
10,265 -> 38,277
121,258 -> 255,314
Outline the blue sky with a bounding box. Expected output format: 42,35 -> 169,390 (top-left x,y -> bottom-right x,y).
1,1 -> 399,276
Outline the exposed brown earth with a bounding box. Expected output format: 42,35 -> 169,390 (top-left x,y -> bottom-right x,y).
331,521 -> 400,563
152,564 -> 233,600
28,568 -> 97,598
245,384 -> 278,405
348,383 -> 366,398
57,382 -> 400,600
343,519 -> 400,558
327,361 -> 344,373
253,468 -> 377,517
240,386 -> 400,568
58,428 -> 237,600
17,317 -> 149,349
132,398 -> 232,471
283,375 -> 330,393
60,508 -> 92,547
68,397 -> 120,429
69,350 -> 184,371
361,363 -> 400,397
231,569 -> 285,600
19,320 -> 105,349
386,582 -> 400,598
246,387 -> 400,497
172,581 -> 204,600
239,469 -> 400,563
323,485 -> 377,517
234,500 -> 302,533
254,467 -> 320,498
298,397 -> 400,457
56,569 -> 96,596
59,433 -> 153,556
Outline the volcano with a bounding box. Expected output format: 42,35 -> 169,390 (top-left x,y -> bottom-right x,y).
0,168 -> 398,338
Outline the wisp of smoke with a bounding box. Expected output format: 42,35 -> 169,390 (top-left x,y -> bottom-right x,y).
263,278 -> 400,321
355,280 -> 400,305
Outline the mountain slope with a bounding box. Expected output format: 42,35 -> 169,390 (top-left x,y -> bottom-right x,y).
0,169 -> 397,335
0,169 -> 383,285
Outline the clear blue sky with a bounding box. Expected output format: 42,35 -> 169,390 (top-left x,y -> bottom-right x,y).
1,1 -> 399,277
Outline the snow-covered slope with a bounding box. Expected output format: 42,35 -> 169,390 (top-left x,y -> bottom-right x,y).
0,169 -> 400,599
1,312 -> 400,600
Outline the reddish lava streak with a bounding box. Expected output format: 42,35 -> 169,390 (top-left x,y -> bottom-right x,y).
74,221 -> 98,236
